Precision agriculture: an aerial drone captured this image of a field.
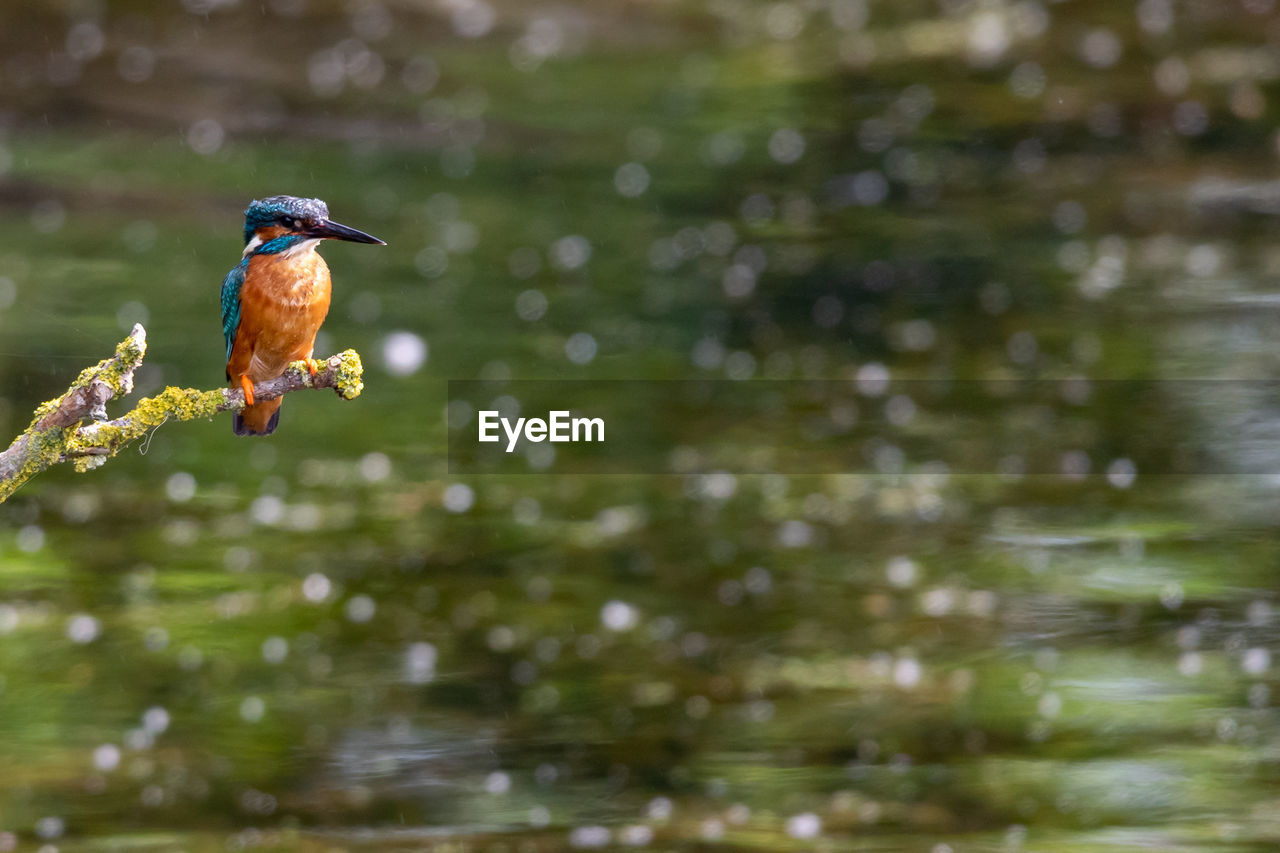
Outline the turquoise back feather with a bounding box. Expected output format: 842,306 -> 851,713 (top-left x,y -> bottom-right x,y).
221,259 -> 248,366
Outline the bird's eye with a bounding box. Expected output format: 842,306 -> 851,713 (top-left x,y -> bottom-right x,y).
281,216 -> 296,228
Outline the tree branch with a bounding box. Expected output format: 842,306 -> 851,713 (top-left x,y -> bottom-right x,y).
0,324 -> 364,503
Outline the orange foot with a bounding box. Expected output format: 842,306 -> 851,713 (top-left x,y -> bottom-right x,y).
239,374 -> 255,406
304,358 -> 320,377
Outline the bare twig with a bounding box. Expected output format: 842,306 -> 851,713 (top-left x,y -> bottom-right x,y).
0,324 -> 364,503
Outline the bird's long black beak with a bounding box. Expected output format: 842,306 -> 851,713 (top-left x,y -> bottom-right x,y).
309,218 -> 386,245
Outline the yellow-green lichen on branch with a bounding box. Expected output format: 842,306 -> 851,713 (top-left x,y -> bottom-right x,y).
67,387 -> 227,470
90,328 -> 146,394
331,350 -> 364,400
0,324 -> 366,503
26,397 -> 61,430
283,350 -> 363,399
1,424 -> 69,499
62,336 -> 143,400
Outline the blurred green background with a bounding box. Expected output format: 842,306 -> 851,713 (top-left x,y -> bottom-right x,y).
4,0 -> 1280,850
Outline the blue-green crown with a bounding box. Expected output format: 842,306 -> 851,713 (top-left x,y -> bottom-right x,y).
243,195 -> 329,245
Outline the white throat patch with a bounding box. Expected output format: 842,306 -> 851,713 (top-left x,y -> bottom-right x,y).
242,235 -> 322,259
280,238 -> 321,259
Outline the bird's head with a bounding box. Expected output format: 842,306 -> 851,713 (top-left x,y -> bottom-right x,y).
242,195 -> 385,256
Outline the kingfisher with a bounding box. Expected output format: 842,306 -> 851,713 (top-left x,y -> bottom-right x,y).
221,195 -> 384,436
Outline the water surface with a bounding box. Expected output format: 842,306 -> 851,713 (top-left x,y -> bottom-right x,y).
2,1 -> 1280,850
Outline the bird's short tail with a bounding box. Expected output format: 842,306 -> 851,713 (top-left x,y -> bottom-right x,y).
233,399 -> 282,436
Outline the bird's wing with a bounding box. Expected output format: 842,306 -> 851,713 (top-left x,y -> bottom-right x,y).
221,259 -> 249,366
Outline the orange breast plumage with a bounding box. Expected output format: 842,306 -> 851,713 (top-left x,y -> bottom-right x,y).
227,247 -> 332,384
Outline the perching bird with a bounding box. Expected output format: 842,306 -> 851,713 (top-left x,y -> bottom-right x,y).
221,195 -> 384,436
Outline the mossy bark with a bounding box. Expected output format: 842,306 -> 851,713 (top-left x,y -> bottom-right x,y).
0,325 -> 363,502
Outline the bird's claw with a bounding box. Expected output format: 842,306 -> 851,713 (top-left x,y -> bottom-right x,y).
305,358 -> 320,377
239,374 -> 255,406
